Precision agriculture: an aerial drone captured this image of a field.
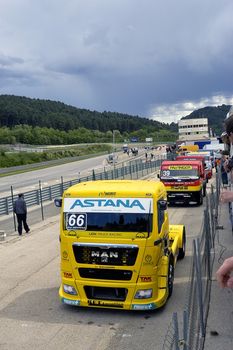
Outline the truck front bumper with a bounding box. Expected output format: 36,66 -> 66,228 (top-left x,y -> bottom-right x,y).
59,280 -> 168,311
167,190 -> 201,203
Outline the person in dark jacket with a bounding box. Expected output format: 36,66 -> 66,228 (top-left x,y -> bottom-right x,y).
13,193 -> 30,236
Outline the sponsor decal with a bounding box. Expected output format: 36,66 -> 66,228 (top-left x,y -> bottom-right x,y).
143,254 -> 153,266
88,300 -> 123,308
63,272 -> 72,278
136,232 -> 146,238
62,298 -> 80,306
132,303 -> 156,310
168,165 -> 193,170
171,186 -> 188,190
88,232 -> 122,237
140,276 -> 152,282
62,251 -> 68,260
71,199 -> 144,209
64,198 -> 153,213
145,255 -> 152,263
67,232 -> 76,236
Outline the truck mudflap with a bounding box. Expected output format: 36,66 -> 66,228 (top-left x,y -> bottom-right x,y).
168,225 -> 186,259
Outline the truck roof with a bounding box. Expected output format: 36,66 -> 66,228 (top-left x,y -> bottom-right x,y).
161,160 -> 202,166
176,155 -> 205,160
64,180 -> 166,197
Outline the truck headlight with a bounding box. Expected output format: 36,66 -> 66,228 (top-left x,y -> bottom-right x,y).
63,284 -> 77,295
134,289 -> 153,299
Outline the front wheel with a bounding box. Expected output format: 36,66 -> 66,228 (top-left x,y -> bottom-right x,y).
198,190 -> 203,205
203,184 -> 206,197
178,228 -> 186,260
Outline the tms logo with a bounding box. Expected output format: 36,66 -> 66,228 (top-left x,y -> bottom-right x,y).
70,199 -> 145,210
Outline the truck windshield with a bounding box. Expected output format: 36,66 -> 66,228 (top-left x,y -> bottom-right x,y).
161,168 -> 199,178
65,212 -> 152,233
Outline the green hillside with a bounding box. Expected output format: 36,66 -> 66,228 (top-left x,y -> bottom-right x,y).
181,104 -> 230,135
0,95 -> 177,145
0,94 -> 173,133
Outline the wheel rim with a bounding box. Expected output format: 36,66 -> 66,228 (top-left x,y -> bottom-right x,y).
168,263 -> 174,291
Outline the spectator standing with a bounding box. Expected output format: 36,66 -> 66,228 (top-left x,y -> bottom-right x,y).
13,193 -> 30,236
220,155 -> 228,186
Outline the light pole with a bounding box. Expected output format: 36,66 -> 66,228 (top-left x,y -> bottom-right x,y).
112,130 -> 117,157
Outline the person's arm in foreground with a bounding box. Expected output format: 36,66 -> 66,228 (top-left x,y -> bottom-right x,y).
220,190 -> 233,203
216,257 -> 233,288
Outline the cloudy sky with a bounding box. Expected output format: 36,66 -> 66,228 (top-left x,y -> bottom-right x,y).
1,0 -> 233,123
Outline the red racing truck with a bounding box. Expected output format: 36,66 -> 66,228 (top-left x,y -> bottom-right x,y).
159,160 -> 206,205
176,154 -> 208,188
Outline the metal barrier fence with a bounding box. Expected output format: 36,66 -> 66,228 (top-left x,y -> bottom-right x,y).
0,154 -> 168,217
162,170 -> 221,350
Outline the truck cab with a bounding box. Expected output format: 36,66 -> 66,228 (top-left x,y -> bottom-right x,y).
177,144 -> 199,155
176,155 -> 207,192
159,160 -> 205,205
188,151 -> 213,178
55,180 -> 185,311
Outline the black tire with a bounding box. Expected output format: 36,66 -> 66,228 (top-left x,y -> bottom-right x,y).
198,190 -> 203,205
167,257 -> 174,298
203,184 -> 206,197
178,228 -> 186,260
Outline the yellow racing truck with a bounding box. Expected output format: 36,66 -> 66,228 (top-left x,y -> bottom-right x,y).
55,180 -> 186,311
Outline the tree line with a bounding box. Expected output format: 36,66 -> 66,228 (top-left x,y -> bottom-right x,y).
0,125 -> 177,145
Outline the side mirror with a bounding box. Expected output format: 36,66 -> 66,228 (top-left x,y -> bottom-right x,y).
54,198 -> 62,207
158,199 -> 167,210
157,174 -> 160,179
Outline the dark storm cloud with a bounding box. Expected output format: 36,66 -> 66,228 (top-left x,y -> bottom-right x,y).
1,0 -> 233,122
0,54 -> 24,67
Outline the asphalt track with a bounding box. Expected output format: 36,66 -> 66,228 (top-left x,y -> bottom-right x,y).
1,151 -> 224,349
0,185 -> 209,350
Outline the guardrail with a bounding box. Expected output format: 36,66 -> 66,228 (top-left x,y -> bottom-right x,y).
0,154 -> 168,217
0,151 -> 109,175
162,170 -> 221,350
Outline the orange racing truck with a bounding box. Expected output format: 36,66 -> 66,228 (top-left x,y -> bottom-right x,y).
54,180 -> 186,311
159,160 -> 205,205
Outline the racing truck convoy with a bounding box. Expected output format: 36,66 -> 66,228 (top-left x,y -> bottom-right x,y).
159,160 -> 206,205
55,180 -> 186,310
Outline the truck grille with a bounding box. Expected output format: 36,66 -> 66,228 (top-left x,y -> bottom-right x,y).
79,268 -> 132,280
73,243 -> 139,266
84,286 -> 128,301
